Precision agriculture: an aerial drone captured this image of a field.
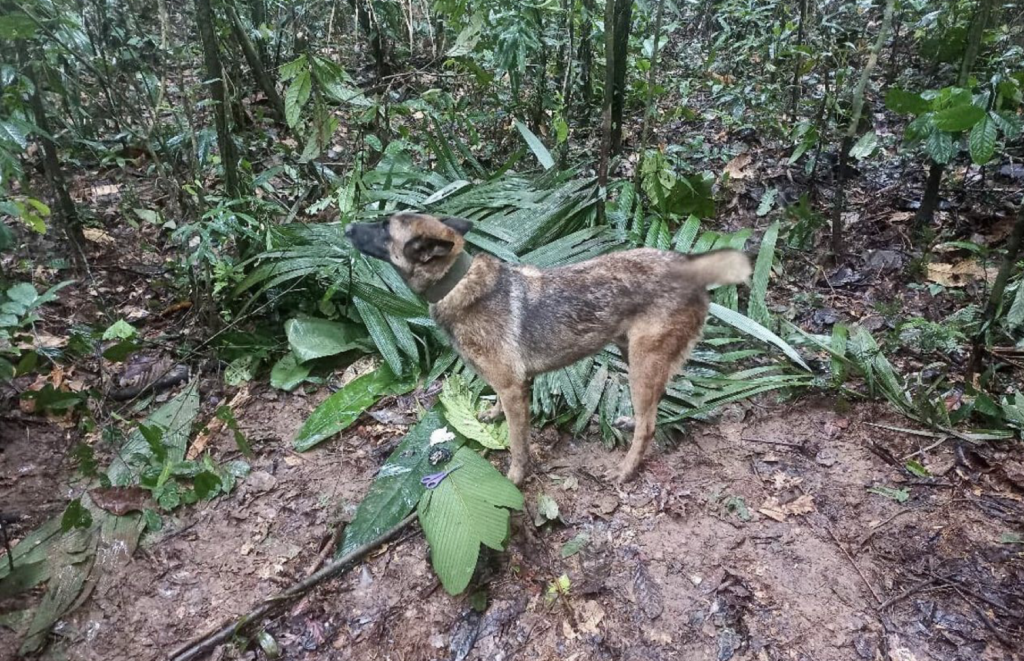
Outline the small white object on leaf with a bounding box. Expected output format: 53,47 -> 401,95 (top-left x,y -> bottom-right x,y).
429,426 -> 455,446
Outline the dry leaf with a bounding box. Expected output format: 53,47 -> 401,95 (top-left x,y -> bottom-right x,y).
91,184 -> 121,198
187,385 -> 251,459
724,153 -> 753,180
759,494 -> 815,521
577,600 -> 605,634
83,227 -> 116,246
89,486 -> 153,515
926,260 -> 996,287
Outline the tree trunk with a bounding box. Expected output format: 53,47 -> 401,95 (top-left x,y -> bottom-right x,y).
609,0 -> 633,155
195,0 -> 241,197
968,202 -> 1024,375
578,0 -> 593,107
28,62 -> 86,270
831,0 -> 894,261
632,0 -> 666,206
596,0 -> 616,224
917,0 -> 994,231
532,8 -> 547,132
789,0 -> 807,119
226,0 -> 286,124
248,0 -> 269,67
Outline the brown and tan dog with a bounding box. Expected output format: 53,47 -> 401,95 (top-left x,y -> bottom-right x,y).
345,212 -> 751,485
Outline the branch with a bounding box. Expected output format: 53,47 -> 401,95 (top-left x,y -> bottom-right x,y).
168,513 -> 418,661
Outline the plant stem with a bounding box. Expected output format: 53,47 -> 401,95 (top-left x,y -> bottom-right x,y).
969,202 -> 1024,374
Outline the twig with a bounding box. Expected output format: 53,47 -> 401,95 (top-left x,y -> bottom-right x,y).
953,587 -> 1016,649
856,509 -> 915,553
168,513 -> 418,661
900,436 -> 953,461
876,573 -> 950,610
740,436 -> 805,450
805,487 -> 882,606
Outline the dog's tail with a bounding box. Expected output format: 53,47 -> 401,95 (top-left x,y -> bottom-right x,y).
677,249 -> 752,287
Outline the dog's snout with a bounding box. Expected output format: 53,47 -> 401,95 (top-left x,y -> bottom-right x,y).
344,224 -> 355,237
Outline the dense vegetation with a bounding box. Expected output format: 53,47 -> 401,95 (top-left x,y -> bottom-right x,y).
1,0 -> 1023,654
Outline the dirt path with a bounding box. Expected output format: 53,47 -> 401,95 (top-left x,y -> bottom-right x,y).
2,392 -> 1022,661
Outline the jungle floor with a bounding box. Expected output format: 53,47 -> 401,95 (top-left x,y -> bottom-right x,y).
3,383 -> 1024,661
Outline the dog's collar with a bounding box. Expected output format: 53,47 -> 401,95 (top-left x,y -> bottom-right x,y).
422,251 -> 473,304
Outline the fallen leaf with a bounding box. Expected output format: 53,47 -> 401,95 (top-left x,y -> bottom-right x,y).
577,600 -> 605,634
82,228 -> 116,246
594,494 -> 619,516
724,153 -> 753,179
91,184 -> 121,198
89,486 -> 153,516
759,493 -> 815,521
926,260 -> 996,287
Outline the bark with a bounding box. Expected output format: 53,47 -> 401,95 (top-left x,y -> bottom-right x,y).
831,0 -> 894,260
194,0 -> 241,197
609,0 -> 634,155
577,0 -> 594,106
226,0 -> 286,124
28,63 -> 87,270
596,0 -> 616,224
789,0 -> 807,119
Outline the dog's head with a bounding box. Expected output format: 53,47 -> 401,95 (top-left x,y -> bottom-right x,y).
345,212 -> 473,293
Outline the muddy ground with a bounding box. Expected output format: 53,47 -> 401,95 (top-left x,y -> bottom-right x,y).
2,387 -> 1023,661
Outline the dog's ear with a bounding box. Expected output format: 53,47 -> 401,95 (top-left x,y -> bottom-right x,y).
404,235 -> 455,263
439,216 -> 473,236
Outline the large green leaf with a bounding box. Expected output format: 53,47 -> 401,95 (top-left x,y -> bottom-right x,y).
932,103 -> 986,132
747,221 -> 779,327
293,363 -> 418,451
285,317 -> 368,362
925,130 -> 954,165
709,303 -> 810,371
514,120 -> 554,170
285,70 -> 312,128
418,446 -> 523,595
108,381 -> 201,486
968,115 -> 997,165
439,374 -> 508,449
270,352 -> 311,391
338,410 -> 462,556
885,88 -> 931,116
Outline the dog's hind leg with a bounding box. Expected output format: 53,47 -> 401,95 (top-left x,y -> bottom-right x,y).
617,310 -> 704,483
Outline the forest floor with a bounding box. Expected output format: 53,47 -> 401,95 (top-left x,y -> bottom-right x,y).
3,44 -> 1024,661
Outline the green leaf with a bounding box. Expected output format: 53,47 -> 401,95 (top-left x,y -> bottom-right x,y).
747,221 -> 779,327
756,188 -> 778,217
285,317 -> 368,362
925,130 -> 954,165
932,103 -> 986,132
108,381 -> 201,486
279,55 -> 307,81
285,70 -> 312,128
849,131 -> 878,160
0,13 -> 38,40
560,532 -> 589,558
102,319 -> 137,341
293,363 -> 418,451
709,303 -> 810,370
270,352 -> 311,391
224,355 -> 257,386
439,374 -> 508,449
867,485 -> 909,503
666,173 -> 716,219
553,116 -> 569,144
514,120 -> 555,170
61,498 -> 93,532
418,446 -> 523,595
193,471 -> 222,499
339,410 -> 463,556
968,115 -> 996,165
885,88 -> 931,115
0,119 -> 28,148
534,493 -> 560,527
6,282 -> 38,307
905,460 -> 931,478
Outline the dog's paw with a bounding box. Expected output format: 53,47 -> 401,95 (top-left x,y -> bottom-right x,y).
507,463 -> 528,486
612,416 -> 635,431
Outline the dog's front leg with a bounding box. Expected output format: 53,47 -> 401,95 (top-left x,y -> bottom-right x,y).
493,383 -> 530,485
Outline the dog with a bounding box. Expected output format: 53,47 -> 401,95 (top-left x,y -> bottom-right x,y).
345,212 -> 751,485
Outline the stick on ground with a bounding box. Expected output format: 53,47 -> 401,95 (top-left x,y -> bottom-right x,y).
168,513 -> 418,661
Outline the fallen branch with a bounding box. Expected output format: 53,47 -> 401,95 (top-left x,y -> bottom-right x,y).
168,513 -> 418,661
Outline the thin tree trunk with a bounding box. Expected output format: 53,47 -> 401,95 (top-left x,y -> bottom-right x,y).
578,0 -> 593,107
968,202 -> 1024,375
28,62 -> 87,271
532,8 -> 547,132
632,0 -> 666,205
609,0 -> 634,155
559,0 -> 576,167
248,0 -> 269,67
917,0 -> 994,231
195,0 -> 241,197
226,0 -> 286,124
789,0 -> 807,119
831,0 -> 894,260
596,0 -> 616,224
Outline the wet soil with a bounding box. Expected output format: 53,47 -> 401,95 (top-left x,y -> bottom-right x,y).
3,388 -> 1022,661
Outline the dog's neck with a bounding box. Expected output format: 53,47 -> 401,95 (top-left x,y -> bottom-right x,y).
421,251 -> 473,304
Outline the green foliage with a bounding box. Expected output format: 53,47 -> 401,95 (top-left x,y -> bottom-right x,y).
439,374 -> 508,449
418,446 -> 523,594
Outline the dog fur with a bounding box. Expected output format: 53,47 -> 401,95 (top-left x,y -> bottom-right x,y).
345,212 -> 752,485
